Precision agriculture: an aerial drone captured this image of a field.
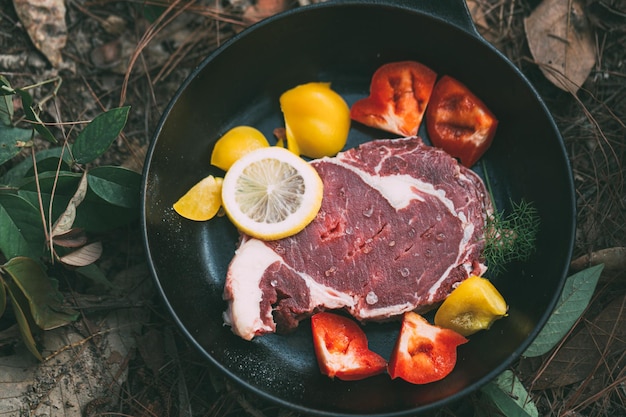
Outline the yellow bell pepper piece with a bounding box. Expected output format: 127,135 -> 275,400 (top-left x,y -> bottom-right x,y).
279,82 -> 350,159
434,275 -> 508,336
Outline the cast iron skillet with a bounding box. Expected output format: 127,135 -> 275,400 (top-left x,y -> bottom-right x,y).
141,0 -> 576,415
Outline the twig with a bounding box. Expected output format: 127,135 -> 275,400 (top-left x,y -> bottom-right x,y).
119,0 -> 191,106
30,147 -> 50,248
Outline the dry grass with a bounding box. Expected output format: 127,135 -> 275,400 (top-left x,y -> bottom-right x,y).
1,0 -> 625,415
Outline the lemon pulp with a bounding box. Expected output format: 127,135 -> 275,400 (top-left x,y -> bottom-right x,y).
221,147 -> 323,240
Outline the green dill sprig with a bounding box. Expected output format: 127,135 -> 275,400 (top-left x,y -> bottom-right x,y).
481,162 -> 541,276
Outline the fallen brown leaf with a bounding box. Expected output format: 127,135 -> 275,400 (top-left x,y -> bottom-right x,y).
135,328 -> 165,377
466,0 -> 499,46
12,0 -> 67,67
524,0 -> 596,93
58,241 -> 103,267
0,308 -> 144,416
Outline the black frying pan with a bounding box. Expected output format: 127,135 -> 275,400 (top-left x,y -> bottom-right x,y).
141,0 -> 576,415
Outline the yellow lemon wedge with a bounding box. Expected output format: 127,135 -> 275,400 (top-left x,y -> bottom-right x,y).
211,126 -> 270,171
280,82 -> 350,158
221,147 -> 323,240
434,275 -> 508,336
173,175 -> 223,221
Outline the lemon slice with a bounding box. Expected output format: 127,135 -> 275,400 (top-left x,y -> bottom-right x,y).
211,126 -> 270,171
173,175 -> 223,221
221,147 -> 323,240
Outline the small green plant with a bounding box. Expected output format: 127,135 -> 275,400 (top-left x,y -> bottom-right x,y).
481,161 -> 541,276
0,75 -> 140,360
483,199 -> 541,276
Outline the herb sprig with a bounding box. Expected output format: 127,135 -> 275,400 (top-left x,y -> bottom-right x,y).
481,162 -> 541,276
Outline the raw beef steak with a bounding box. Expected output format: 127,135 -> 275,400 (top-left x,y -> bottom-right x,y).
223,137 -> 492,340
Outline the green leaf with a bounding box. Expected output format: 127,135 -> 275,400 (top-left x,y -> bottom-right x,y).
3,257 -> 79,330
16,171 -> 85,225
17,170 -> 83,195
74,202 -> 139,232
523,264 -> 604,357
75,263 -> 114,288
0,193 -> 46,260
15,89 -> 57,144
142,3 -> 167,22
88,166 -> 141,208
24,155 -> 71,177
0,281 -> 6,318
481,371 -> 538,417
0,75 -> 14,95
18,171 -> 139,233
0,125 -> 33,166
0,147 -> 71,185
5,278 -> 43,361
0,76 -> 15,126
72,107 -> 130,164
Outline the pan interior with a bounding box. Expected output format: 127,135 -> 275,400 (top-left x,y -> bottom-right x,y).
142,3 -> 575,416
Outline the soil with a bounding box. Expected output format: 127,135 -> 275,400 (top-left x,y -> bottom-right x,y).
0,0 -> 624,416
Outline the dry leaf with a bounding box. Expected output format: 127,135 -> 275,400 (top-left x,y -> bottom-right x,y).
0,341 -> 38,415
570,246 -> 626,271
135,328 -> 166,376
0,262 -> 150,416
0,312 -> 144,416
466,0 -> 499,46
52,228 -> 88,248
58,242 -> 103,267
12,0 -> 67,67
101,15 -> 127,36
524,0 -> 596,93
51,172 -> 88,238
466,0 -> 489,31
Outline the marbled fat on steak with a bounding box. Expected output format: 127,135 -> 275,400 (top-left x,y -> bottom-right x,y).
223,137 -> 492,340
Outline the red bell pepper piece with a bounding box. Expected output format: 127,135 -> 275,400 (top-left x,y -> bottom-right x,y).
425,75 -> 498,167
388,312 -> 468,385
311,312 -> 387,381
350,61 -> 437,137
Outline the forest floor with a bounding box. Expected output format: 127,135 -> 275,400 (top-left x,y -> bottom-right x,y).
0,0 -> 624,416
